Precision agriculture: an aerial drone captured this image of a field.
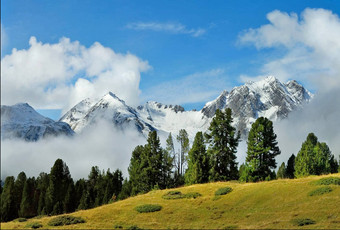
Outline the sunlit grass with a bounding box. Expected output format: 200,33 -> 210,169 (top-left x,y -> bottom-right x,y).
2,173 -> 340,229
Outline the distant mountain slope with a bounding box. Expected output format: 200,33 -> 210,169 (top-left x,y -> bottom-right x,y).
202,76 -> 313,136
59,92 -> 155,136
2,174 -> 339,229
1,103 -> 74,141
60,76 -> 312,140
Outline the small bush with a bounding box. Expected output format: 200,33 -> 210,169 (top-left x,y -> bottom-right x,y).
114,224 -> 123,229
185,192 -> 201,199
15,217 -> 27,222
48,215 -> 86,226
162,191 -> 202,200
292,218 -> 316,226
135,204 -> 162,213
127,225 -> 143,230
215,187 -> 233,196
308,186 -> 333,196
25,222 -> 43,229
162,191 -> 185,200
314,177 -> 340,185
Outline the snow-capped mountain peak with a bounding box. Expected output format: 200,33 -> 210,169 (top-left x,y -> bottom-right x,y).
202,76 -> 312,136
1,103 -> 74,141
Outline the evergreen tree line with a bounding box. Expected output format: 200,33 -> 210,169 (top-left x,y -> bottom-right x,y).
127,108 -> 340,196
0,159 -> 123,222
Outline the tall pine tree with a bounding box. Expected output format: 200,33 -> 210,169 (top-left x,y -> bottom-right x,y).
295,133 -> 338,177
206,108 -> 240,181
45,159 -> 72,214
246,117 -> 280,182
1,176 -> 17,222
177,129 -> 190,175
185,132 -> 209,185
285,154 -> 296,179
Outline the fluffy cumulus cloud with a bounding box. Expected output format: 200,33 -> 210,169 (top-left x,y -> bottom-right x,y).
1,37 -> 150,111
126,22 -> 206,37
239,8 -> 340,163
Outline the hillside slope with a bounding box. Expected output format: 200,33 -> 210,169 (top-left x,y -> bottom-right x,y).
2,174 -> 340,229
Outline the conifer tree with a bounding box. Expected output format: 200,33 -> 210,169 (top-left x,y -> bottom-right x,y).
206,108 -> 240,181
295,133 -> 337,177
19,178 -> 36,218
166,133 -> 177,173
185,132 -> 209,185
128,145 -> 145,195
177,129 -> 190,175
285,154 -> 295,179
1,176 -> 17,222
246,117 -> 280,182
45,159 -> 72,214
14,172 -> 27,215
63,180 -> 76,213
276,162 -> 286,179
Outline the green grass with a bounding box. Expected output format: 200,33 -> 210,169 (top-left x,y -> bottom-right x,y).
2,173 -> 340,229
135,204 -> 162,213
47,215 -> 85,226
215,186 -> 233,195
292,218 -> 316,226
313,177 -> 340,185
25,222 -> 43,229
308,186 -> 333,196
14,218 -> 27,222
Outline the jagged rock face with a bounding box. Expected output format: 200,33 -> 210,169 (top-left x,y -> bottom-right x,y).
1,103 -> 74,141
59,92 -> 155,135
201,76 -> 313,137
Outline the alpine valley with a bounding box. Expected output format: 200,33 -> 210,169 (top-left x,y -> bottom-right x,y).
1,76 -> 312,141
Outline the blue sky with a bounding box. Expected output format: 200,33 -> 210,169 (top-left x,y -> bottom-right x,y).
2,0 -> 340,120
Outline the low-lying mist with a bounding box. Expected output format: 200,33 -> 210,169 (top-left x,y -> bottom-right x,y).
1,120 -> 145,180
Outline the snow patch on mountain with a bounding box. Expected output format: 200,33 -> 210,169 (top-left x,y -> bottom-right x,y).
60,92 -> 155,135
1,103 -> 74,141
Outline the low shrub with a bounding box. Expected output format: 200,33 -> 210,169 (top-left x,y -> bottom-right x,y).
308,186 -> 333,196
127,225 -> 143,230
135,204 -> 162,213
25,222 -> 43,229
114,224 -> 123,229
185,192 -> 201,199
215,187 -> 233,196
15,217 -> 27,222
313,177 -> 340,185
292,218 -> 316,226
162,191 -> 185,199
48,215 -> 86,226
162,191 -> 202,200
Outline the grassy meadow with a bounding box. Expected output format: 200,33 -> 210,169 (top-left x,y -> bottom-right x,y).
2,173 -> 340,229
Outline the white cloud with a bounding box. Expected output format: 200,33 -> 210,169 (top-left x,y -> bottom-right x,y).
239,8 -> 340,164
239,8 -> 340,85
126,22 -> 206,37
1,120 -> 146,180
1,37 -> 151,112
142,68 -> 230,105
